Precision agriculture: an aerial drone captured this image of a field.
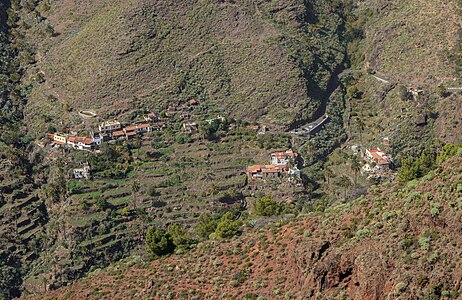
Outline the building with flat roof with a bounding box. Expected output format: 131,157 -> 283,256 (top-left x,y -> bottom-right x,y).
99,120 -> 122,133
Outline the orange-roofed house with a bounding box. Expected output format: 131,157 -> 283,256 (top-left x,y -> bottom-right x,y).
125,123 -> 152,134
144,113 -> 159,122
365,148 -> 392,169
113,130 -> 126,140
67,136 -> 95,151
246,164 -> 288,180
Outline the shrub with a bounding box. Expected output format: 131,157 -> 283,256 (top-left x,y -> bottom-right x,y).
195,214 -> 218,239
436,84 -> 449,97
397,85 -> 410,100
253,196 -> 285,216
418,237 -> 431,251
427,252 -> 439,264
394,282 -> 407,294
167,224 -> 195,251
175,134 -> 192,144
146,227 -> 174,257
398,148 -> 436,184
94,196 -> 111,210
430,202 -> 442,218
214,212 -> 242,239
436,144 -> 462,164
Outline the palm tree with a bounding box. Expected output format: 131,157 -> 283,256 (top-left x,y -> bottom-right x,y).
350,156 -> 362,184
131,180 -> 140,210
323,167 -> 334,185
339,175 -> 352,200
357,118 -> 365,145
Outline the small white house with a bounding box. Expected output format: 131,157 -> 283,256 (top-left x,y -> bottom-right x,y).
73,163 -> 91,179
270,149 -> 298,166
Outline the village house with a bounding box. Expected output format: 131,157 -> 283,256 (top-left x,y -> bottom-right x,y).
288,167 -> 302,184
188,99 -> 199,106
144,113 -> 158,122
205,115 -> 225,125
365,148 -> 392,169
98,120 -> 122,134
124,123 -> 152,134
73,162 -> 91,179
51,133 -> 67,145
183,122 -> 198,134
246,164 -> 289,180
125,131 -> 137,140
249,125 -> 260,131
180,112 -> 192,120
408,87 -> 424,100
67,136 -> 95,151
247,149 -> 302,184
167,105 -> 176,113
270,149 -> 298,166
113,130 -> 126,140
257,125 -> 269,135
91,132 -> 105,145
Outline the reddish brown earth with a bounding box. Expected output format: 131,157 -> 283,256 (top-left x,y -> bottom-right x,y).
21,155 -> 462,300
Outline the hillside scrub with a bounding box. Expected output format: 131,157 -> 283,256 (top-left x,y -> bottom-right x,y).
24,154 -> 462,299
398,143 -> 462,184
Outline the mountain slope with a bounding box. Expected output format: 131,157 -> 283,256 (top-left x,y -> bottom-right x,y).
22,154 -> 462,299
25,0 -> 346,132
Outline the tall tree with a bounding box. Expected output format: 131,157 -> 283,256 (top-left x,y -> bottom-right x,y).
339,175 -> 352,200
350,156 -> 362,184
131,180 -> 140,210
356,118 -> 365,145
323,167 -> 334,185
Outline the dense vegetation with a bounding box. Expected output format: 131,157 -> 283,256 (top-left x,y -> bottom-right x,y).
398,144 -> 462,184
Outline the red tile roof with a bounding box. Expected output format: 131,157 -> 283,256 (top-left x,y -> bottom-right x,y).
367,148 -> 392,165
137,123 -> 151,129
113,131 -> 125,137
246,165 -> 265,173
124,125 -> 137,132
247,164 -> 289,174
67,136 -> 94,144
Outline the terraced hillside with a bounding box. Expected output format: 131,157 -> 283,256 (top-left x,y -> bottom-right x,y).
23,153 -> 462,300
19,113 -> 300,294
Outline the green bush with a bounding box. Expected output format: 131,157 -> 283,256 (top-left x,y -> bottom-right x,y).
175,134 -> 192,144
195,214 -> 218,239
214,212 -> 242,239
167,224 -> 195,251
146,227 -> 174,257
253,196 -> 285,216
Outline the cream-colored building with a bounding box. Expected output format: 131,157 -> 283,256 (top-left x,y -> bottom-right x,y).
99,120 -> 121,133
